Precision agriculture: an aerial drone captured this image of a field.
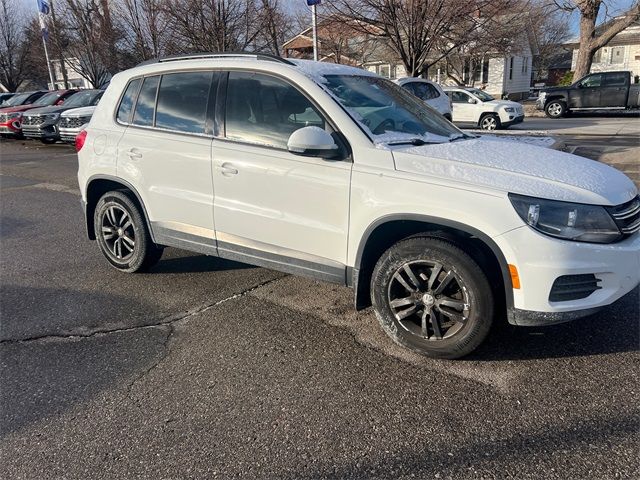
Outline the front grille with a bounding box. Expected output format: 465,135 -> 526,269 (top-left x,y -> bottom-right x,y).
60,116 -> 89,129
549,274 -> 601,302
22,115 -> 43,126
607,196 -> 640,237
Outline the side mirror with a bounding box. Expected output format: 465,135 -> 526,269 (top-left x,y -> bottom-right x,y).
467,98 -> 477,104
287,126 -> 339,159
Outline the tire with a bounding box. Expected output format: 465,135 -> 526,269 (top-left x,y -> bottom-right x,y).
545,100 -> 566,118
370,236 -> 494,359
40,137 -> 57,145
94,191 -> 163,273
479,113 -> 500,131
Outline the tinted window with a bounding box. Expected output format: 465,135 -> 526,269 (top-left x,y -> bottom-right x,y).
156,72 -> 213,134
32,91 -> 61,106
117,78 -> 141,124
225,71 -> 325,148
579,74 -> 602,88
132,76 -> 159,127
604,72 -> 628,87
450,91 -> 472,103
413,82 -> 439,100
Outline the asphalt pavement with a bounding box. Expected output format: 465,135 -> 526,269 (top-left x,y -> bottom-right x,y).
1,135 -> 639,479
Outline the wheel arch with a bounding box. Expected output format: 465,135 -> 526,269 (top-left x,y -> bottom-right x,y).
478,111 -> 500,126
350,215 -> 513,313
85,175 -> 154,242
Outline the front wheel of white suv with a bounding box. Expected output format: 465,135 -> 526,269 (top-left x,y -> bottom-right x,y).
370,236 -> 494,359
94,191 -> 163,273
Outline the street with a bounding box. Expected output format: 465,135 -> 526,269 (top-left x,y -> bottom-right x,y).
1,119 -> 639,479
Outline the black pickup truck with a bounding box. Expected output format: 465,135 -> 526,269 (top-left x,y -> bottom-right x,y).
537,71 -> 640,118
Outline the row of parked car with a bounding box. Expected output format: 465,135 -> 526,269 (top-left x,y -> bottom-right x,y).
0,88 -> 102,144
395,78 -> 525,130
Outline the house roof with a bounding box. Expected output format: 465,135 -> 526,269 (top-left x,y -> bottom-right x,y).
566,17 -> 640,46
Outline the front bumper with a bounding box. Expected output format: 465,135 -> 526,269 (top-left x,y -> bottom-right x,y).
59,126 -> 82,143
494,226 -> 640,326
501,115 -> 524,128
22,124 -> 59,140
0,121 -> 21,135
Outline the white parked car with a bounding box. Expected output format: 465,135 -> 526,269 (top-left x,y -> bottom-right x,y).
443,86 -> 525,130
396,78 -> 452,120
59,105 -> 98,143
77,53 -> 639,359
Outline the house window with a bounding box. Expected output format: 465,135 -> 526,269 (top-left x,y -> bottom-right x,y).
611,46 -> 625,64
379,64 -> 391,78
509,57 -> 514,80
521,57 -> 528,74
593,48 -> 602,63
482,59 -> 489,83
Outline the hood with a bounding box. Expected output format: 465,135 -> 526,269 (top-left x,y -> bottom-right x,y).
0,104 -> 42,114
61,106 -> 96,118
22,105 -> 71,116
483,99 -> 521,109
391,136 -> 637,206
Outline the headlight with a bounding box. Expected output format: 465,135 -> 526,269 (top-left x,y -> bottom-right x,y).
504,107 -> 515,112
509,193 -> 622,244
7,112 -> 22,120
45,113 -> 60,122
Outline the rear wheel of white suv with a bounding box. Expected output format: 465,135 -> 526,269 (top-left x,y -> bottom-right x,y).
371,237 -> 494,359
94,191 -> 163,273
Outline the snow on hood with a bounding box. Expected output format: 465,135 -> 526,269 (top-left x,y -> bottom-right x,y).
61,106 -> 96,118
392,136 -> 637,206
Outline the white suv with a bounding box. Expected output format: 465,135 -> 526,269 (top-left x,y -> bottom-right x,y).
77,54 -> 640,359
396,78 -> 452,121
443,86 -> 525,130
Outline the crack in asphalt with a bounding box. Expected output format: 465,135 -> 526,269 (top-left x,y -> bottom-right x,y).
0,277 -> 284,346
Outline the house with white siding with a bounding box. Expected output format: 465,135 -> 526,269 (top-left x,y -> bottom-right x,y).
568,18 -> 640,81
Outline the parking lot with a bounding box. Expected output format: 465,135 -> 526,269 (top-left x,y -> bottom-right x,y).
1,125 -> 639,478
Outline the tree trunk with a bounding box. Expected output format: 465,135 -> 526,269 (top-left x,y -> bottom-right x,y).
573,2 -> 598,80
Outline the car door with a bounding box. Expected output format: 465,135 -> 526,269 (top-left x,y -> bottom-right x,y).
211,70 -> 352,282
600,72 -> 629,107
569,74 -> 602,108
116,71 -> 218,252
449,90 -> 477,122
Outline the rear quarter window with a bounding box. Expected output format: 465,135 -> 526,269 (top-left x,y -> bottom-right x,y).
132,76 -> 160,127
116,78 -> 142,124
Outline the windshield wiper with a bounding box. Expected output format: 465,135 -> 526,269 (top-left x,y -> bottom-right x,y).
448,133 -> 472,142
385,138 -> 435,146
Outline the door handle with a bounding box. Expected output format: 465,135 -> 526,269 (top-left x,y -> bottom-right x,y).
216,163 -> 238,176
126,149 -> 142,160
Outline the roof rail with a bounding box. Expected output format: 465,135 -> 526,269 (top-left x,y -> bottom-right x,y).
137,52 -> 295,67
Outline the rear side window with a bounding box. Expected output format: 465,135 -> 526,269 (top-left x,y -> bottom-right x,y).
412,82 -> 439,100
155,72 -> 213,134
604,72 -> 628,87
117,78 -> 142,124
132,76 -> 160,127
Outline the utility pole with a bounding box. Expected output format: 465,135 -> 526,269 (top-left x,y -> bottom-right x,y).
307,0 -> 320,61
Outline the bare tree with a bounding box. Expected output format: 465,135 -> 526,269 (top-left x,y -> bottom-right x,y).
57,0 -> 115,88
328,0 -> 520,77
115,0 -> 171,62
557,0 -> 640,79
0,0 -> 30,91
529,1 -> 571,82
163,0 -> 261,53
254,0 -> 293,55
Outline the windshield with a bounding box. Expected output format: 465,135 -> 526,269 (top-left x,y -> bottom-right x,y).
63,90 -> 102,108
4,93 -> 32,106
32,91 -> 62,106
322,74 -> 462,144
467,89 -> 494,102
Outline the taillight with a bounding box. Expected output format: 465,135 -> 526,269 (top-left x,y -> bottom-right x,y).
75,130 -> 87,152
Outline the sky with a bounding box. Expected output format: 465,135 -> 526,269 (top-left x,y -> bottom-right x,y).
17,0 -> 638,36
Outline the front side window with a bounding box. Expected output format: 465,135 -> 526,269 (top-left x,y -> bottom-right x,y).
155,71 -> 213,134
450,91 -> 472,103
412,82 -> 439,101
579,74 -> 602,88
132,76 -> 160,127
225,71 -> 325,149
117,78 -> 142,124
322,74 -> 460,142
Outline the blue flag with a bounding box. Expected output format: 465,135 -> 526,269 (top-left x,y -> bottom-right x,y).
307,0 -> 321,5
37,0 -> 50,15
